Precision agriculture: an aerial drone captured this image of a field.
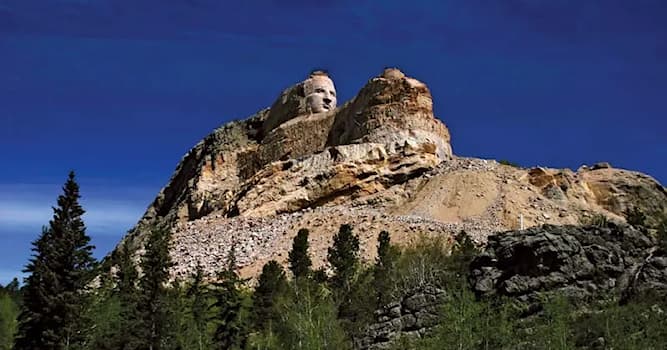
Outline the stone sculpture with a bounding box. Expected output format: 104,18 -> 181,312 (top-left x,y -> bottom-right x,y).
303,70 -> 337,113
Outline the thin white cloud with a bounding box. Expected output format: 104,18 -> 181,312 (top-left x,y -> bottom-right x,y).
0,183 -> 149,235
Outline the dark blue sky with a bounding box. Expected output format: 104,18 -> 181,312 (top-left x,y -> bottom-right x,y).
1,0 -> 666,284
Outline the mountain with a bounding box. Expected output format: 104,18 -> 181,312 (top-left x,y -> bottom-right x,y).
116,68 -> 667,281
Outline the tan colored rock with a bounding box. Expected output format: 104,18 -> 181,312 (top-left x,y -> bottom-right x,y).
303,71 -> 337,113
235,141 -> 439,217
327,70 -> 452,160
261,71 -> 337,135
113,69 -> 666,283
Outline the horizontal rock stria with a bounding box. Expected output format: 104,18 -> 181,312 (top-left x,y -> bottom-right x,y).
114,68 -> 667,282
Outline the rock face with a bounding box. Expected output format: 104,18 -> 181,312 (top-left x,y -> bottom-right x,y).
469,224 -> 667,303
117,68 -> 667,282
355,286 -> 444,350
130,69 -> 451,227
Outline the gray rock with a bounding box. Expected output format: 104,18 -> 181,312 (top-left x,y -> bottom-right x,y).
469,224 -> 666,305
356,285 -> 445,349
403,294 -> 427,312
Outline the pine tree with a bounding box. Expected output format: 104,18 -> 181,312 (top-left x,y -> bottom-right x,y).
15,171 -> 96,350
267,280 -> 349,350
252,260 -> 287,330
114,243 -> 142,349
3,278 -> 20,301
212,242 -> 250,350
136,224 -> 175,350
327,224 -> 360,292
288,229 -> 312,280
373,231 -> 399,306
186,265 -> 210,350
83,276 -> 119,350
376,231 -> 391,268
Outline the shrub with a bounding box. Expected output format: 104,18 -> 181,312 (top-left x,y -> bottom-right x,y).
582,213 -> 609,228
498,159 -> 521,168
656,213 -> 667,251
625,206 -> 647,228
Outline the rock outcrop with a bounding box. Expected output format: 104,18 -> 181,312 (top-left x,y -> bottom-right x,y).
116,68 -> 667,282
356,286 -> 444,350
469,224 -> 667,303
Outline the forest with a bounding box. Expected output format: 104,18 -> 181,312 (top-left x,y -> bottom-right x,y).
1,172 -> 666,350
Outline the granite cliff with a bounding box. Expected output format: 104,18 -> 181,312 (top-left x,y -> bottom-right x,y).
117,68 -> 667,281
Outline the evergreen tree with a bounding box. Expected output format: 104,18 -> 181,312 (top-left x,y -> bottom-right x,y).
136,224 -> 175,350
327,224 -> 360,292
288,229 -> 312,280
3,278 -> 20,301
15,171 -> 96,350
373,231 -> 399,306
82,277 -> 120,350
375,231 -> 392,269
252,260 -> 287,330
212,242 -> 250,350
186,265 -> 210,350
113,243 -> 143,349
268,280 -> 349,350
164,280 -> 193,349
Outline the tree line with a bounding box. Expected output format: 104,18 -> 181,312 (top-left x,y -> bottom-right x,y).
2,172 -> 667,349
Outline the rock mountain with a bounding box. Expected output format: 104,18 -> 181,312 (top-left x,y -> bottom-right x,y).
118,68 -> 667,281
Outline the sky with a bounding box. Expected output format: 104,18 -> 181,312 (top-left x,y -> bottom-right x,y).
1,0 -> 666,285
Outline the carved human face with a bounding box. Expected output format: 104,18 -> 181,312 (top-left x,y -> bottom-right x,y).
304,75 -> 337,113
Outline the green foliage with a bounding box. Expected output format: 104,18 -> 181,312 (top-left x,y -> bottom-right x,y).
212,243 -> 251,350
288,229 -> 312,280
311,267 -> 328,284
186,265 -> 211,350
327,224 -> 360,293
373,231 -> 400,306
521,295 -> 575,350
450,230 -> 480,274
573,298 -> 667,349
252,260 -> 287,331
414,286 -> 515,350
339,268 -> 375,338
0,278 -> 20,349
81,282 -> 121,350
625,206 -> 647,228
375,231 -> 392,269
583,213 -> 609,228
15,171 -> 97,350
326,224 -> 362,336
109,242 -> 143,349
11,194 -> 667,349
3,279 -> 20,303
0,292 -> 19,350
249,280 -> 349,350
498,159 -> 520,168
389,234 -> 453,299
167,281 -> 204,350
135,224 -> 177,350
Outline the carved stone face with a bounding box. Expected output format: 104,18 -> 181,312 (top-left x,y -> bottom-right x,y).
303,75 -> 337,113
